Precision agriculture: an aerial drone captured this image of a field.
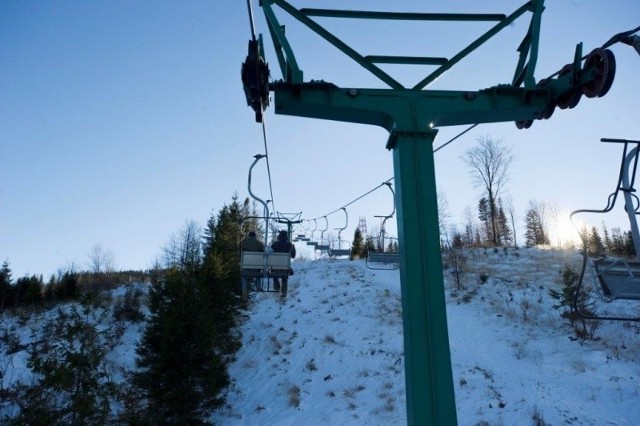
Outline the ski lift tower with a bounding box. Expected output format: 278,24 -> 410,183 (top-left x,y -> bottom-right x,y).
242,1 -> 620,424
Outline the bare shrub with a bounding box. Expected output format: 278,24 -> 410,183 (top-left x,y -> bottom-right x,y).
288,385 -> 301,408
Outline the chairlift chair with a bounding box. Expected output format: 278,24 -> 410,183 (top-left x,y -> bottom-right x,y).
330,207 -> 352,257
298,220 -> 311,241
239,215 -> 288,293
367,182 -> 400,270
570,137 -> 640,321
306,219 -> 319,246
315,216 -> 331,252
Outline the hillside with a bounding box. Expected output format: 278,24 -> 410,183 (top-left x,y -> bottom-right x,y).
1,247 -> 639,424
213,247 -> 640,425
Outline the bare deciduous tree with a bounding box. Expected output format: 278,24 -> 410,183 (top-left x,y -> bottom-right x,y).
462,206 -> 479,246
87,244 -> 115,275
163,220 -> 202,272
87,244 -> 116,292
438,190 -> 452,248
504,196 -> 518,247
462,136 -> 514,245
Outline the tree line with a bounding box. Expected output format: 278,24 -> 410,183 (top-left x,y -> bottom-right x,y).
1,194 -> 259,424
0,263 -> 151,312
435,135 -> 636,255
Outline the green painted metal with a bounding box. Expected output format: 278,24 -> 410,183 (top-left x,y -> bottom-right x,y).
271,83 -> 550,131
365,55 -> 449,66
248,0 -> 613,424
413,1 -> 540,90
275,213 -> 303,242
393,130 -> 457,425
300,9 -> 506,22
262,2 -> 303,84
267,0 -> 404,89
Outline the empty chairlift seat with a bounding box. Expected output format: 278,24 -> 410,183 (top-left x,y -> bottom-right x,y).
594,258 -> 640,300
366,251 -> 400,270
368,251 -> 400,264
330,247 -> 351,257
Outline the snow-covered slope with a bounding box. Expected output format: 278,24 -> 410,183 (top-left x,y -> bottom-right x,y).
214,248 -> 640,425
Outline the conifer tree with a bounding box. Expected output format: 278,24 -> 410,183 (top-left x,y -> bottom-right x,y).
133,268 -> 228,424
624,231 -> 637,258
0,261 -> 12,310
452,232 -> 464,249
588,227 -> 606,257
351,228 -> 364,259
364,236 -> 376,258
549,265 -> 599,340
13,303 -> 114,425
132,208 -> 240,423
609,227 -> 625,255
601,222 -> 612,253
478,198 -> 491,244
203,195 -> 245,292
497,200 -> 512,246
524,207 -> 549,246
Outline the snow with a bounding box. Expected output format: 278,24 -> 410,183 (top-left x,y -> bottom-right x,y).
213,247 -> 640,425
2,247 -> 639,425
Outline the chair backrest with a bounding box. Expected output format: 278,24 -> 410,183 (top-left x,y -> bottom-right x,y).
330,248 -> 351,257
368,252 -> 400,264
241,252 -> 291,275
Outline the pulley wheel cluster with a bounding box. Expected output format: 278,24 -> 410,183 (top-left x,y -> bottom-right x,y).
556,64 -> 582,110
556,48 -> 615,109
241,39 -> 270,122
536,78 -> 555,120
582,48 -> 616,98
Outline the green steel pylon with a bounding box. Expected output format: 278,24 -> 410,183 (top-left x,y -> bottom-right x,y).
241,1 -> 617,424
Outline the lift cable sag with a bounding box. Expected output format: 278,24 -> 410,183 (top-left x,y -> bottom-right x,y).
260,115 -> 276,214
245,0 -> 277,214
245,0 -> 257,41
306,123 -> 478,221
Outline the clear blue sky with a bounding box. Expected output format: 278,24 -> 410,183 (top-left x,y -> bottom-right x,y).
2,1 -> 639,277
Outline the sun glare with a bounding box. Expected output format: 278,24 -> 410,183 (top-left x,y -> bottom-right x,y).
551,215 -> 582,248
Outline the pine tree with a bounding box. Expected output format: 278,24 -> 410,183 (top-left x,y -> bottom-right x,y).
133,269 -> 228,424
524,207 -> 549,247
364,236 -> 376,258
452,231 -> 464,249
0,261 -> 12,310
549,265 -> 599,340
203,195 -> 246,293
478,198 -> 491,245
624,231 -> 637,258
130,196 -> 249,423
601,222 -> 612,253
497,200 -> 512,246
14,303 -> 114,425
588,226 -> 606,257
351,228 -> 364,259
524,210 -> 537,247
201,197 -> 244,352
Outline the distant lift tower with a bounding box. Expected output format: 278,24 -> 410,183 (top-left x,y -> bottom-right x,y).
242,1 -> 619,424
357,216 -> 367,237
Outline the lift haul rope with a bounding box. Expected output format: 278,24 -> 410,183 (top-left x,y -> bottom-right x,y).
306,124 -> 480,221
246,0 -> 277,214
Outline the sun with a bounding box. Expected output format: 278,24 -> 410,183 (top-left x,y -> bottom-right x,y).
550,215 -> 582,248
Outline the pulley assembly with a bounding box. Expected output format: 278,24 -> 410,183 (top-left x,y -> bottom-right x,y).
241,38 -> 270,123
